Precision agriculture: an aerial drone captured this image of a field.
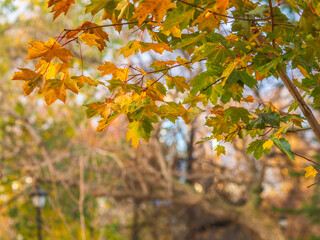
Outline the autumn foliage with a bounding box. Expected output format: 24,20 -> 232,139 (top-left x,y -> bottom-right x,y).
12,0 -> 320,181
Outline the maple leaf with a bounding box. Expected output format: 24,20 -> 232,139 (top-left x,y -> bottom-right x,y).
165,76 -> 190,93
79,33 -> 100,48
120,40 -> 171,57
271,136 -> 295,160
215,0 -> 229,14
262,139 -> 273,150
85,0 -> 109,15
126,119 -> 154,148
247,140 -> 266,159
304,165 -> 318,179
181,106 -> 203,123
241,95 -> 254,103
145,81 -> 167,101
215,145 -> 226,156
48,0 -> 75,20
223,107 -> 251,124
101,11 -> 123,33
66,21 -> 109,51
158,102 -> 186,122
133,0 -> 176,25
151,60 -> 177,69
12,68 -> 43,96
43,79 -> 68,104
192,9 -> 219,31
97,112 -> 120,132
97,62 -> 117,76
42,76 -> 81,105
27,38 -> 74,63
85,101 -> 119,118
35,60 -> 71,80
71,76 -> 98,88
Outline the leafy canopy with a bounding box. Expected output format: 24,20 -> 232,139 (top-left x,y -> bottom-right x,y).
12,0 -> 320,180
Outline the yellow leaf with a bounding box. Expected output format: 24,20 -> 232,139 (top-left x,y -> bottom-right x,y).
79,32 -> 100,48
133,0 -> 176,25
114,68 -> 130,81
126,121 -> 141,148
27,38 -> 74,63
215,0 -> 229,13
162,26 -> 182,38
35,60 -> 71,80
262,139 -> 273,150
304,165 -> 318,179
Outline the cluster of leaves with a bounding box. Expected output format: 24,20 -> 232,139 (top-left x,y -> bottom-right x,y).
12,0 -> 320,179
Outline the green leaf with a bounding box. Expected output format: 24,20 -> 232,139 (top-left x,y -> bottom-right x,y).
257,57 -> 282,76
247,140 -> 266,159
215,145 -> 225,156
223,107 -> 251,124
257,112 -> 280,127
85,0 -> 110,15
190,70 -> 217,95
271,136 -> 295,160
163,9 -> 194,31
227,70 -> 257,88
174,33 -> 206,50
246,5 -> 268,18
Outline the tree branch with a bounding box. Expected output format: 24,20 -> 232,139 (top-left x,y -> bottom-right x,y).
177,0 -> 271,22
277,65 -> 320,142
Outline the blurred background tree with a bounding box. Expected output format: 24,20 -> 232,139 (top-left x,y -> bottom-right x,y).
2,1 -> 320,240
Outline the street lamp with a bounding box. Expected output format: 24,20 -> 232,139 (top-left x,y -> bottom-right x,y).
31,186 -> 46,240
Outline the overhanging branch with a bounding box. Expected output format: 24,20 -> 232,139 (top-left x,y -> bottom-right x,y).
277,65 -> 320,142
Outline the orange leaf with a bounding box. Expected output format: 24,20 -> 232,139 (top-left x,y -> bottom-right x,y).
215,0 -> 229,13
242,95 -> 254,103
12,68 -> 43,96
66,21 -> 109,51
133,0 -> 176,25
42,76 -> 79,105
27,38 -> 74,63
48,0 -> 75,20
72,75 -> 98,88
97,62 -> 117,76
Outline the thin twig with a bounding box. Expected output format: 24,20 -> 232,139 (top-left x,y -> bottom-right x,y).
177,0 -> 271,22
292,151 -> 320,167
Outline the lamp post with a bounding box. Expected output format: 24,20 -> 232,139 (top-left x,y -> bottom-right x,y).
31,186 -> 46,240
